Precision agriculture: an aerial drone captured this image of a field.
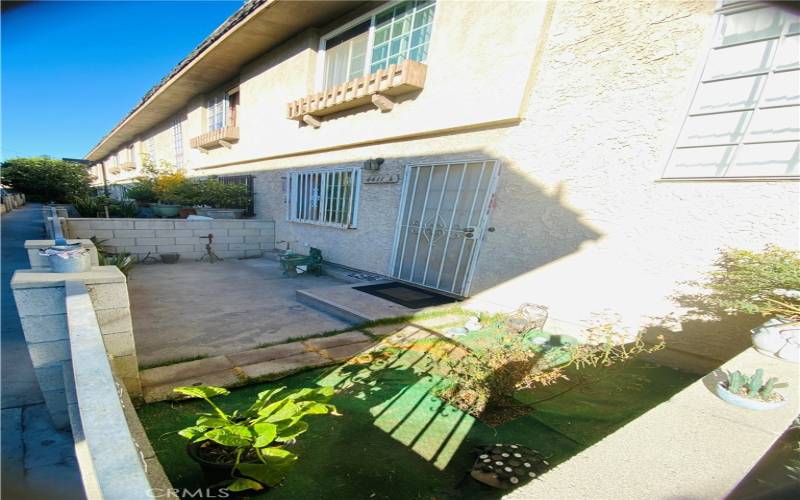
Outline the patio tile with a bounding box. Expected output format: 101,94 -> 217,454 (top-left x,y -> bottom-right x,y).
143,369 -> 244,403
226,341 -> 309,367
364,323 -> 409,337
302,331 -> 372,350
239,352 -> 331,380
321,341 -> 379,362
140,356 -> 234,387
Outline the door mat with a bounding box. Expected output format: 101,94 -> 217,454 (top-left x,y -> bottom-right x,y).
354,282 -> 459,309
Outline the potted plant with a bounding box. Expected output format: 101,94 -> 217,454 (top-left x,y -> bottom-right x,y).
716,368 -> 787,411
174,385 -> 338,494
688,245 -> 800,364
194,179 -> 250,219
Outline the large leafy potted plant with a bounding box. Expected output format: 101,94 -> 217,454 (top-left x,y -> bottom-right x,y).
174,385 -> 338,494
194,179 -> 250,219
688,245 -> 800,364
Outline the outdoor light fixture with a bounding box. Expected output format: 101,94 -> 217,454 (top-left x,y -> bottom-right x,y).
363,158 -> 384,171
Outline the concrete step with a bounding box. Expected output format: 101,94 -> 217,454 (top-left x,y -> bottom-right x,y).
296,283 -> 415,324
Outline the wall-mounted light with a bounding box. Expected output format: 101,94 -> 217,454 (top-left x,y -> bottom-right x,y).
363,158 -> 385,171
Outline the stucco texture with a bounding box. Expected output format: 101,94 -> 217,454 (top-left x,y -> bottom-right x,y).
95,1 -> 798,364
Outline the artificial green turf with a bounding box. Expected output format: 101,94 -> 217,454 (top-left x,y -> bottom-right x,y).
137,335 -> 698,499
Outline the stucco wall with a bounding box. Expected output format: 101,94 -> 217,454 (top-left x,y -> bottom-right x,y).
97,0 -> 549,180
92,1 -> 799,364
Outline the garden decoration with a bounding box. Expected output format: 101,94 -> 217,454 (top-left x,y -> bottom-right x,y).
173,385 -> 338,493
505,304 -> 549,334
198,234 -> 223,263
469,443 -> 550,490
716,368 -> 787,411
751,316 -> 800,364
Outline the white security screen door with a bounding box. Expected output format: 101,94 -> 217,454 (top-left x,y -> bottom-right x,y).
389,160 -> 500,296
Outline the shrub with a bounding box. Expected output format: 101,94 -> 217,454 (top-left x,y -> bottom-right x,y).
684,245 -> 800,322
72,195 -> 139,218
437,317 -> 665,420
195,179 -> 250,209
125,179 -> 157,203
1,157 -> 92,202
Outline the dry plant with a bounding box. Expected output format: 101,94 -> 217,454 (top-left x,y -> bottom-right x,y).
437,316 -> 665,422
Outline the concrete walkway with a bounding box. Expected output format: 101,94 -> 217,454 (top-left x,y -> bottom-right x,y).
1,204 -> 84,499
129,258 -> 350,366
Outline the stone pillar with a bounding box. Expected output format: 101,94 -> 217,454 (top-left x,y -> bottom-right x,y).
11,265 -> 142,428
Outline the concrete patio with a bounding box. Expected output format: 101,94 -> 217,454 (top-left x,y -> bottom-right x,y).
129,257 -> 351,366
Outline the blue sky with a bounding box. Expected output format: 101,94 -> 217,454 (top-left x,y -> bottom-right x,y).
1,0 -> 241,161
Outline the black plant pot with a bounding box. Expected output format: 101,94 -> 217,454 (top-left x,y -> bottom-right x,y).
186,442 -> 268,496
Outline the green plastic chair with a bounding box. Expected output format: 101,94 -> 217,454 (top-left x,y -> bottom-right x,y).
280,247 -> 323,276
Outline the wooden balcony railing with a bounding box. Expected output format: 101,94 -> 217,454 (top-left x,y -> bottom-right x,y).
287,60 -> 427,127
190,126 -> 240,151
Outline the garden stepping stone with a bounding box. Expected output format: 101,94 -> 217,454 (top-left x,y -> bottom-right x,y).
143,369 -> 244,403
225,341 -> 308,366
239,351 -> 332,381
320,341 -> 379,362
140,356 -> 233,387
363,323 -> 410,337
302,331 -> 372,350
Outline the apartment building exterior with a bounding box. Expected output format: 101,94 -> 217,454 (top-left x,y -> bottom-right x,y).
86,0 -> 799,344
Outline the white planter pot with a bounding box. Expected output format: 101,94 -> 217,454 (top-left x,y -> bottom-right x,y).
715,383 -> 786,411
751,318 -> 800,364
203,208 -> 246,219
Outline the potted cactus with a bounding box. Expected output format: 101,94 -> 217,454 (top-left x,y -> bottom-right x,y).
716,368 -> 787,411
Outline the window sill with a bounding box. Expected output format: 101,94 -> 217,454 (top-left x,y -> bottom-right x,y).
190,127 -> 240,151
657,176 -> 800,183
286,60 -> 427,127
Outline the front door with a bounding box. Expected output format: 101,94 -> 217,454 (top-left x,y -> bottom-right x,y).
389,160 -> 500,296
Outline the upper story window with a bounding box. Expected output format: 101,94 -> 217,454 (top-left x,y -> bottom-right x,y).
320,0 -> 436,88
662,2 -> 799,180
206,88 -> 239,132
172,117 -> 184,166
146,136 -> 157,164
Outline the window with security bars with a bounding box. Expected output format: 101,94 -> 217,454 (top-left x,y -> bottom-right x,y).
321,1 -> 436,88
287,168 -> 361,228
662,2 -> 799,179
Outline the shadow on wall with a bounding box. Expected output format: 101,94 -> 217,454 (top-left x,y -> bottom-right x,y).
252,146 -> 602,298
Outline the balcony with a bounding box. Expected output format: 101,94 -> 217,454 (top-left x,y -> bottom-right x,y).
109,166 -> 121,175
120,161 -> 136,171
287,60 -> 427,128
190,126 -> 240,151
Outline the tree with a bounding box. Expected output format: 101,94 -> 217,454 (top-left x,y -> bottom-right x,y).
0,157 -> 93,202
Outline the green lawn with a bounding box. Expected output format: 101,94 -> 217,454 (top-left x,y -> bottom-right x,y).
138,332 -> 698,499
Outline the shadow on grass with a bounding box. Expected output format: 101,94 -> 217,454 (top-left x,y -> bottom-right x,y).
137,329 -> 700,499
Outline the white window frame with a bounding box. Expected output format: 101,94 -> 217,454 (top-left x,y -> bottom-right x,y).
206,94 -> 228,132
661,1 -> 800,180
287,167 -> 361,228
316,1 -> 438,91
172,116 -> 184,167
146,137 -> 157,165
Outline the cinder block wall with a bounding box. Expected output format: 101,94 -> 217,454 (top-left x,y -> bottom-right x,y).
65,218 -> 276,260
